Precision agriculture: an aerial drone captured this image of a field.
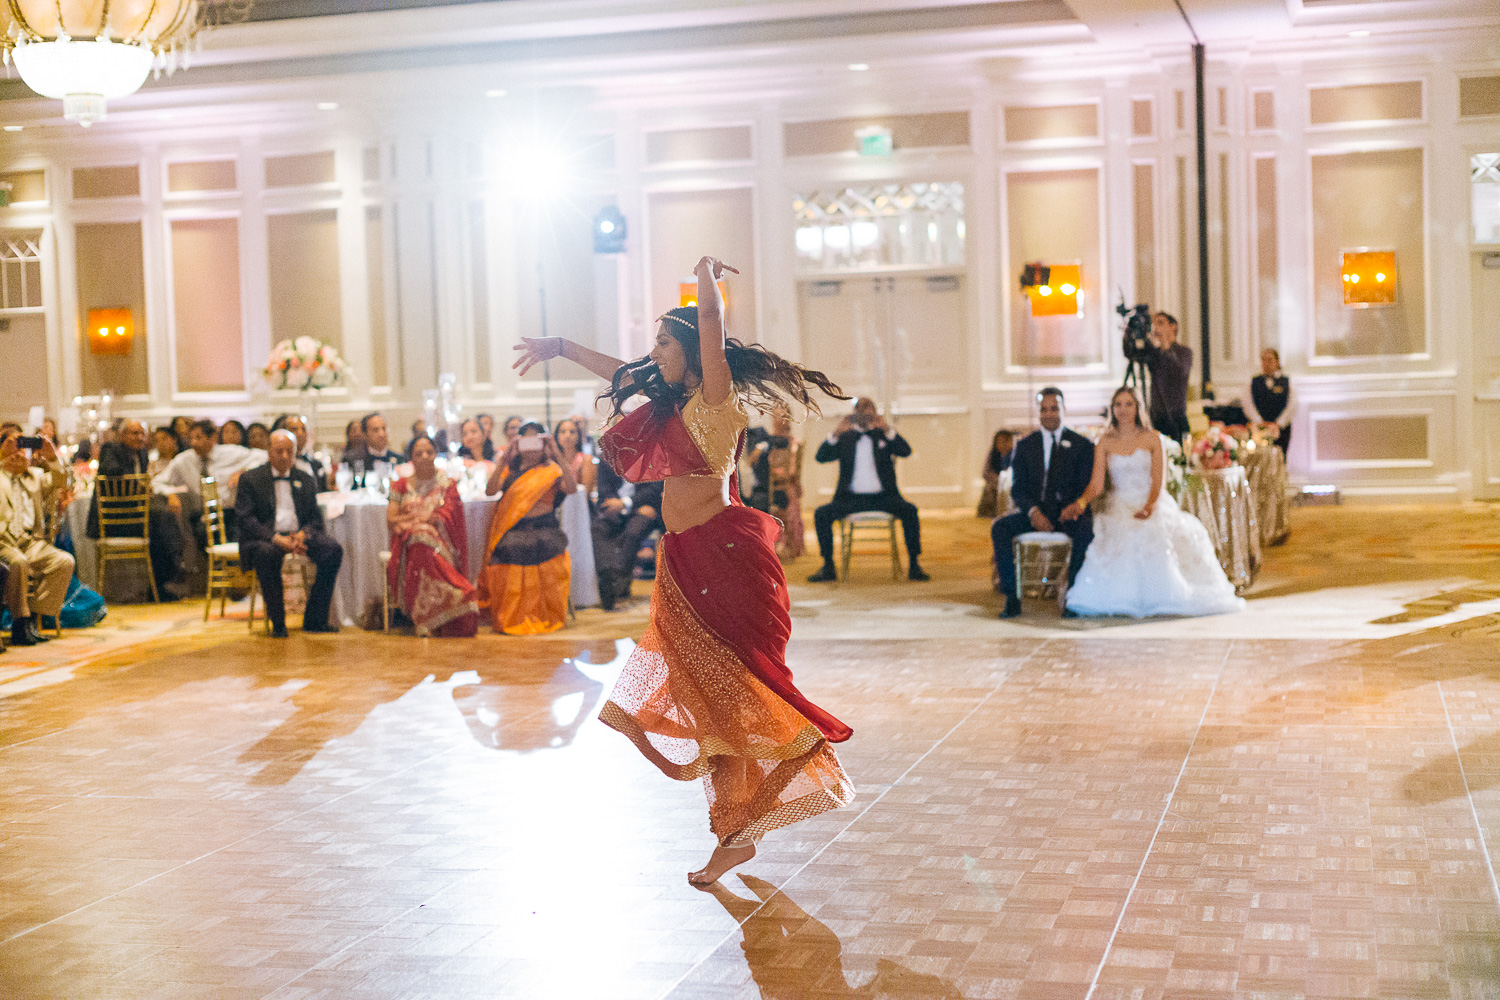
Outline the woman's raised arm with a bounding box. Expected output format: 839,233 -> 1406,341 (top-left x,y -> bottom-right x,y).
693,256 -> 739,406
513,337 -> 628,385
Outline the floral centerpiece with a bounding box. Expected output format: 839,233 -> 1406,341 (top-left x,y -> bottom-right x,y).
1192,425 -> 1236,470
262,337 -> 348,391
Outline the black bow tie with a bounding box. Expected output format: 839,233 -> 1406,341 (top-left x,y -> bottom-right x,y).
273,474 -> 292,481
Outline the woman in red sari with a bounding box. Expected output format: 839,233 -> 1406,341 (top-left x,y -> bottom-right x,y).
386,436 -> 479,637
513,255 -> 854,885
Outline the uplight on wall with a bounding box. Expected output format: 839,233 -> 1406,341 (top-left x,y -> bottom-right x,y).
1340,249 -> 1396,307
679,279 -> 729,310
87,307 -> 134,355
1021,262 -> 1082,317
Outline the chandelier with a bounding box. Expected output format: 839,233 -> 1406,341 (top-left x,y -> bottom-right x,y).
2,1 -> 254,127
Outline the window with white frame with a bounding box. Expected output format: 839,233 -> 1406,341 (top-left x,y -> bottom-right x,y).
793,183 -> 965,273
0,232 -> 43,311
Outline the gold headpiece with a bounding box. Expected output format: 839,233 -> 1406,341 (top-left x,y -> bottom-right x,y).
660,312 -> 697,332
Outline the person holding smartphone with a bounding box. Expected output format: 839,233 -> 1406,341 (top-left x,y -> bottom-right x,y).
476,424 -> 577,634
0,427 -> 75,646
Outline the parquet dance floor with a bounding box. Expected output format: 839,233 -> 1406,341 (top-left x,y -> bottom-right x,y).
2,505 -> 1499,999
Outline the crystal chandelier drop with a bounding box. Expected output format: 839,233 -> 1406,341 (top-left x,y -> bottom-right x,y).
2,1 -> 254,126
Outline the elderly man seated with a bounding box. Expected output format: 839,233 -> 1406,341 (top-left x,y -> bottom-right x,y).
236,429 -> 343,638
0,427 -> 74,646
88,418 -> 187,599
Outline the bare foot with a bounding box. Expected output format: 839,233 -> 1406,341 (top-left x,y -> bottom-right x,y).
688,842 -> 756,885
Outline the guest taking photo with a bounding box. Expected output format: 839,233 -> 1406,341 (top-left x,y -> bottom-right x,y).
807,397 -> 928,583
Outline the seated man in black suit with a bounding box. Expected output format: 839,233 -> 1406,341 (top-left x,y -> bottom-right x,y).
807,398 -> 928,583
992,387 -> 1095,618
87,418 -> 186,599
235,430 -> 343,637
592,458 -> 664,610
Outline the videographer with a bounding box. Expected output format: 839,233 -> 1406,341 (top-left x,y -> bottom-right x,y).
1143,312 -> 1193,443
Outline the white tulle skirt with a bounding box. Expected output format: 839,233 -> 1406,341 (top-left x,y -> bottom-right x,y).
1066,488 -> 1244,619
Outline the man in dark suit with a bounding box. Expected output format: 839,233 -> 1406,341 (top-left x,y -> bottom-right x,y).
87,418 -> 185,598
235,429 -> 343,637
807,398 -> 928,582
592,459 -> 664,610
992,387 -> 1095,618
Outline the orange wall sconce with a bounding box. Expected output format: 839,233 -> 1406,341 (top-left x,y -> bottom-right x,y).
87,307 -> 135,355
1022,262 -> 1082,317
1340,250 -> 1396,307
678,279 -> 729,310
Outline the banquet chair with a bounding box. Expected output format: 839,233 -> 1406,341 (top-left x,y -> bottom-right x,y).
246,555 -> 318,634
378,551 -> 391,632
27,575 -> 63,638
201,477 -> 258,628
837,511 -> 901,582
95,474 -> 159,603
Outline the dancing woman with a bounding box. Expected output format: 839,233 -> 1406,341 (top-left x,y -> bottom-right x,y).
513,255 -> 855,884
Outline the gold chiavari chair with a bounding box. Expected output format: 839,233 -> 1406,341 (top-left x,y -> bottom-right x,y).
201,477 -> 258,628
95,474 -> 158,602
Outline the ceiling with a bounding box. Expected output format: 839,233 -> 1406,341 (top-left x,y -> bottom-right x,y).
247,0 -> 509,20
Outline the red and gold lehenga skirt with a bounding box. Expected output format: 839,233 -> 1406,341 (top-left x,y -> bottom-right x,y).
599,504 -> 854,847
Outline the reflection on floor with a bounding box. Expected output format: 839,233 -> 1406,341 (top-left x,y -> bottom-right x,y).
1,504 -> 1498,999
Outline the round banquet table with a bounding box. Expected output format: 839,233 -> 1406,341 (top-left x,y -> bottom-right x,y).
320,491 -> 498,627
1178,464 -> 1262,594
1242,445 -> 1291,548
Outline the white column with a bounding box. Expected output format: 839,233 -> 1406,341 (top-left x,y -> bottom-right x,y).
139,143 -> 171,407
335,132 -> 373,406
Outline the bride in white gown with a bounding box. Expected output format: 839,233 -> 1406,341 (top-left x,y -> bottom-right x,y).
1060,387 -> 1244,618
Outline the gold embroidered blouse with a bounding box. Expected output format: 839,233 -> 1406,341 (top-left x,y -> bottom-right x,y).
680,386 -> 748,478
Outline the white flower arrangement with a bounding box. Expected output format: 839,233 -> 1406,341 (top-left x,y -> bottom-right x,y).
263,337 -> 348,391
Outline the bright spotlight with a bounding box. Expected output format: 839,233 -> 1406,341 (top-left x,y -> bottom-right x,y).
1037,286 -> 1053,297
1059,283 -> 1076,295
847,63 -> 870,72
501,139 -> 573,202
317,101 -> 338,111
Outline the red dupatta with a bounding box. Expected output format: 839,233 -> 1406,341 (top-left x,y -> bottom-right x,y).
599,397 -> 852,742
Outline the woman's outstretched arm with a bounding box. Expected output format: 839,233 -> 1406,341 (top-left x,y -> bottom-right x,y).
694,256 -> 738,406
513,337 -> 628,384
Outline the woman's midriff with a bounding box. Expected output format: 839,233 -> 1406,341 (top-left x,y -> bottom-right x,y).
662,475 -> 731,533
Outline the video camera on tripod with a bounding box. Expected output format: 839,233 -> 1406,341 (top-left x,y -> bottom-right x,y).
1117,299 -> 1152,363
1116,297 -> 1153,391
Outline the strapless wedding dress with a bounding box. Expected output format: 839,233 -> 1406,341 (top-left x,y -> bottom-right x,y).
1066,449 -> 1245,618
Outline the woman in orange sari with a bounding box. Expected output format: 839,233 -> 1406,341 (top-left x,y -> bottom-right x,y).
477,423 -> 577,634
513,255 -> 854,885
386,436 -> 479,637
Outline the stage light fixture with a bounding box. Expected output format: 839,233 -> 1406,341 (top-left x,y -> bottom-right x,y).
593,206 -> 627,253
1020,262 -> 1082,317
1340,249 -> 1396,307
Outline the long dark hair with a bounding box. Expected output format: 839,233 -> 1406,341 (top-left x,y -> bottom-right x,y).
599,306 -> 848,418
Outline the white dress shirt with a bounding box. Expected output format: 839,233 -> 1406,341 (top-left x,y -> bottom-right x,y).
272,474 -> 299,534
1246,374 -> 1296,429
849,433 -> 883,494
154,444 -> 267,506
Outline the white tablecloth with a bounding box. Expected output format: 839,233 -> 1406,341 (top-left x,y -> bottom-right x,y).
560,487 -> 600,609
320,491 -> 498,626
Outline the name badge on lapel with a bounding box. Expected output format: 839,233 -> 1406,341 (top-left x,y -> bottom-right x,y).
292,478 -> 304,489
1059,439 -> 1072,449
